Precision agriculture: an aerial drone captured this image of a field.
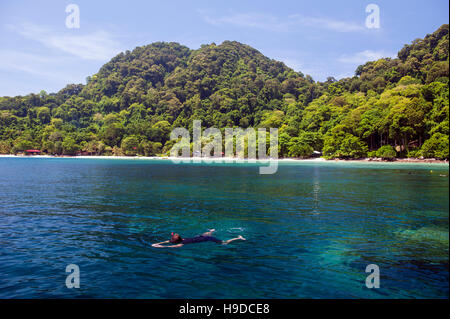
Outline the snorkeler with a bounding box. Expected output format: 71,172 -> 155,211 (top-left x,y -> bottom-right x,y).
151,229 -> 245,248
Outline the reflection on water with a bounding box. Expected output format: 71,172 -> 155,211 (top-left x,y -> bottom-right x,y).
311,166 -> 321,215
0,158 -> 448,298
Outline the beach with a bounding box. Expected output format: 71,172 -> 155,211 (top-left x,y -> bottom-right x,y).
0,154 -> 448,165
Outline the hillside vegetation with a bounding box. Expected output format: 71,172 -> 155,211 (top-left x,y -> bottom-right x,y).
0,24 -> 448,159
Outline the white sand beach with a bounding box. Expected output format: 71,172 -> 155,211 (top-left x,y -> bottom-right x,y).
1,154 -> 448,164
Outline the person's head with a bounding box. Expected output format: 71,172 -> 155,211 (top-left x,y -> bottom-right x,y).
170,232 -> 182,244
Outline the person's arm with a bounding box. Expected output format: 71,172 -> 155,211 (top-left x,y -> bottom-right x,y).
152,240 -> 169,246
152,242 -> 184,248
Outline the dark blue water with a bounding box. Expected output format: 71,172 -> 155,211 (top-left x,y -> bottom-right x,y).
0,157 -> 448,298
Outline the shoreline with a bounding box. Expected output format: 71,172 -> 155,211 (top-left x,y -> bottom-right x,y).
0,154 -> 448,165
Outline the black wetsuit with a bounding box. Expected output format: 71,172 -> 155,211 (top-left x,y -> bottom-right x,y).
182,235 -> 222,245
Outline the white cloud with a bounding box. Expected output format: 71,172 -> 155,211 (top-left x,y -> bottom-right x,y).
0,50 -> 66,78
292,15 -> 364,33
0,49 -> 88,89
199,11 -> 365,33
201,12 -> 289,31
9,23 -> 122,61
338,50 -> 396,64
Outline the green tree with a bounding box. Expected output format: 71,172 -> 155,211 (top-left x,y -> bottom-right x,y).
375,145 -> 397,159
62,137 -> 79,155
420,132 -> 449,159
121,135 -> 140,156
12,137 -> 34,154
0,141 -> 11,154
152,120 -> 171,144
287,137 -> 313,158
101,123 -> 125,147
323,132 -> 368,159
37,107 -> 51,124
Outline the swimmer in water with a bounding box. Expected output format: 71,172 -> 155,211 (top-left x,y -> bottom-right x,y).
151,229 -> 245,248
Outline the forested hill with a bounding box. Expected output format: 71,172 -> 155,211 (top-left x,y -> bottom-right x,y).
0,24 -> 448,159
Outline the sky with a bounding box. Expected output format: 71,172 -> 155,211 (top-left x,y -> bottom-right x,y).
0,0 -> 448,97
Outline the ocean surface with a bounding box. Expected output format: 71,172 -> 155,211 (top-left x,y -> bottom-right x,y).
0,157 -> 448,298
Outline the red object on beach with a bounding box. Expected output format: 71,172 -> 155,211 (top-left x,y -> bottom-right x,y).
25,150 -> 41,155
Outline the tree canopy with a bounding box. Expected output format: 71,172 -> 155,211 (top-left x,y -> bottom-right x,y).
0,25 -> 448,159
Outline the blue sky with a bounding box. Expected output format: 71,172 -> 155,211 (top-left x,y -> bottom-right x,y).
0,0 -> 448,96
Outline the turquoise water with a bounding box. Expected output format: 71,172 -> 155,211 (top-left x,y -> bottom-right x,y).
0,157 -> 448,298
